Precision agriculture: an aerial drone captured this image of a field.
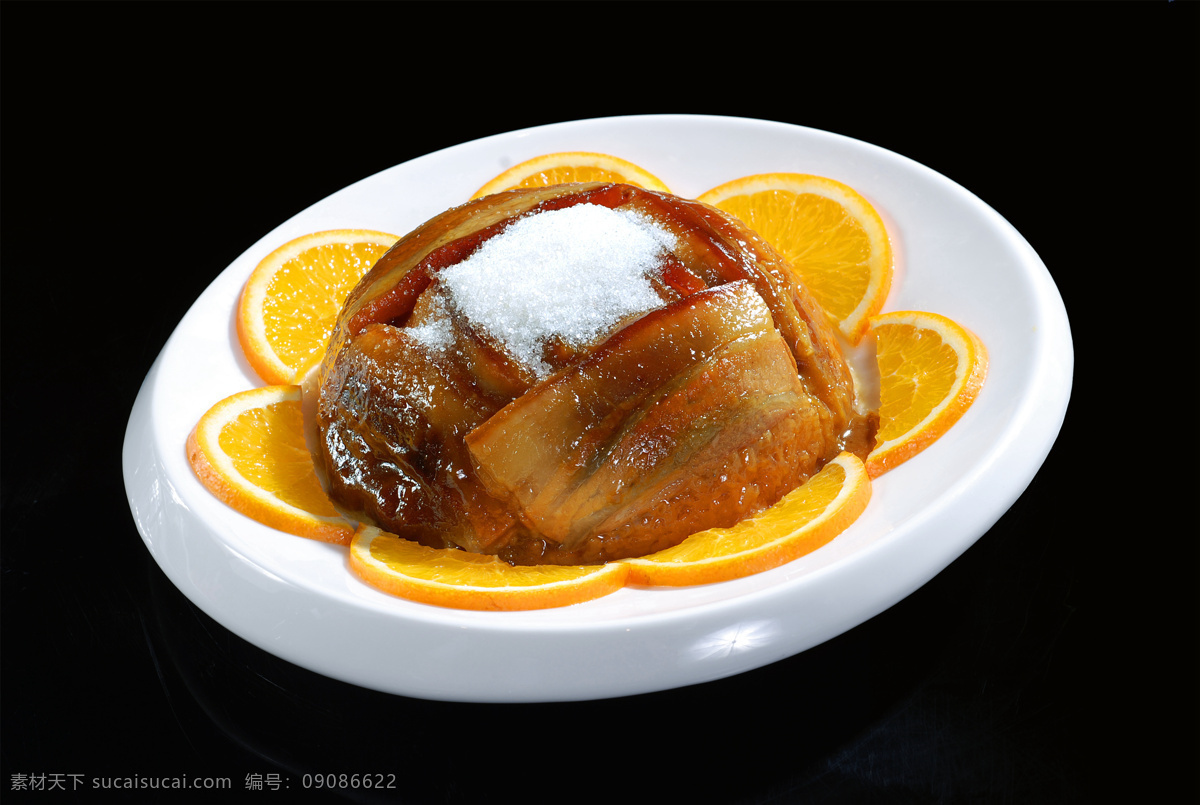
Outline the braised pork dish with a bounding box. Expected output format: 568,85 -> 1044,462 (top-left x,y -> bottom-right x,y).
308,183 -> 873,565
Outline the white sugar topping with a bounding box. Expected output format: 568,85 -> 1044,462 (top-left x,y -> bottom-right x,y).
407,294 -> 456,352
407,309 -> 455,352
437,204 -> 674,377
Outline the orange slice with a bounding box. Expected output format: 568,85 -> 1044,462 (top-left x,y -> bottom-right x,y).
186,385 -> 353,544
622,453 -> 871,587
350,525 -> 629,611
237,229 -> 399,384
470,151 -> 671,199
696,173 -> 892,345
865,311 -> 988,478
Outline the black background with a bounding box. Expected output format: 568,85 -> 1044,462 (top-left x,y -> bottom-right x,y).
3,3 -> 1197,804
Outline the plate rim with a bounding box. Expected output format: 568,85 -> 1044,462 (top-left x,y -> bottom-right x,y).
123,113 -> 1073,701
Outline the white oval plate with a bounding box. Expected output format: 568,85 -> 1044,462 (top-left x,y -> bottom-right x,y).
123,115 -> 1072,703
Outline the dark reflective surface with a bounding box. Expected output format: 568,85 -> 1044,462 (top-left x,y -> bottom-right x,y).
3,5 -> 1197,803
137,517 -> 976,804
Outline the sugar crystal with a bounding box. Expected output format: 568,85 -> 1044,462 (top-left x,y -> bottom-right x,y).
407,295 -> 455,352
438,204 -> 674,377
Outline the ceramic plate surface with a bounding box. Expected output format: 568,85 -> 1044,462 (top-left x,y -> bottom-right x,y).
123,115 -> 1072,703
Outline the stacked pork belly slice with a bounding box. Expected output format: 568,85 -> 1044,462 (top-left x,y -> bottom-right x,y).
307,183 -> 873,566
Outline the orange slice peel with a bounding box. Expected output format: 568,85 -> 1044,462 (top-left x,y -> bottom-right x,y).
346,454 -> 870,608
186,385 -> 354,545
866,310 -> 988,478
237,229 -> 399,384
350,525 -> 630,611
471,151 -> 671,199
621,452 -> 871,587
696,173 -> 892,345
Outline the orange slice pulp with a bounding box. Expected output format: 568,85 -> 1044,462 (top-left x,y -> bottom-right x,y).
237,229 -> 399,384
622,453 -> 870,586
697,173 -> 892,345
470,151 -> 671,199
350,525 -> 630,611
866,310 -> 988,478
186,385 -> 353,544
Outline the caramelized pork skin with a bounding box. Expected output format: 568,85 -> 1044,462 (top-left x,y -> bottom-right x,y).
310,183 -> 872,565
